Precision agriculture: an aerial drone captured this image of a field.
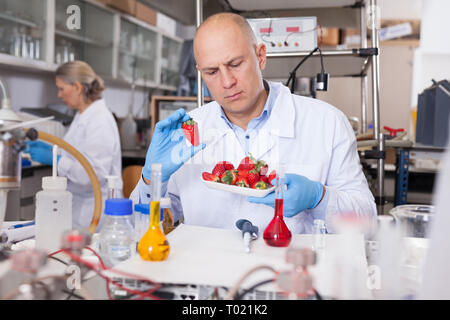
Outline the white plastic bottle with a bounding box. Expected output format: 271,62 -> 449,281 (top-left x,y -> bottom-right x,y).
35,145 -> 72,254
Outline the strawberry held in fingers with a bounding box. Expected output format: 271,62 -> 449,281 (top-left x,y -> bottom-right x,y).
181,118 -> 199,146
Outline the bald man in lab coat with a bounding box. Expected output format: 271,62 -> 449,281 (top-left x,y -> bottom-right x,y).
130,13 -> 377,235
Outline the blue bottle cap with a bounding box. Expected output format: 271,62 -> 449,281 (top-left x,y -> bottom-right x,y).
134,204 -> 150,215
105,199 -> 132,216
133,203 -> 163,221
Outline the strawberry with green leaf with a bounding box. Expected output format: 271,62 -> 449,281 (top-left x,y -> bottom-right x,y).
212,161 -> 234,177
246,168 -> 260,186
235,176 -> 250,188
221,170 -> 238,185
181,118 -> 199,146
252,181 -> 268,190
255,159 -> 268,176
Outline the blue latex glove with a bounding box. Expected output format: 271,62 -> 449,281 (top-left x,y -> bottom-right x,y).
25,141 -> 59,166
248,173 -> 324,217
142,108 -> 205,182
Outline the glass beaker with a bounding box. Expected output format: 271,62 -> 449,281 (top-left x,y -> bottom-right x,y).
263,168 -> 292,247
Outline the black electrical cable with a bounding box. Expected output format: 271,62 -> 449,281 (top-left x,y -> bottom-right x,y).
260,17 -> 275,47
285,46 -> 326,93
314,288 -> 323,300
223,0 -> 243,14
285,47 -> 319,93
62,289 -> 85,300
48,255 -> 69,266
233,278 -> 274,300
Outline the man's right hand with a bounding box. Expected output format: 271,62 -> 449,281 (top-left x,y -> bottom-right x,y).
142,108 -> 205,183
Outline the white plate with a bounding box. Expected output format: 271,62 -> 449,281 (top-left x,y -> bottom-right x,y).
202,179 -> 275,197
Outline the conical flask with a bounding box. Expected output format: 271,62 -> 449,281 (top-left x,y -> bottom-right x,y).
263,167 -> 292,247
137,164 -> 170,261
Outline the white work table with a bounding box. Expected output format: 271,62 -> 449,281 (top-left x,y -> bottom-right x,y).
111,224 -> 373,300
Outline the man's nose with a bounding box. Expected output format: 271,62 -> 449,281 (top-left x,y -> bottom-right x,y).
220,69 -> 236,89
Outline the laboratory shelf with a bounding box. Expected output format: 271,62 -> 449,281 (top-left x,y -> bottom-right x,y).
0,12 -> 39,29
118,49 -> 155,62
265,49 -> 373,78
0,53 -> 55,73
55,29 -> 112,48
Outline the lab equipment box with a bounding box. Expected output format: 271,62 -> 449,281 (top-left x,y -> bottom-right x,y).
135,2 -> 157,26
96,0 -> 136,15
416,79 -> 450,147
247,17 -> 317,53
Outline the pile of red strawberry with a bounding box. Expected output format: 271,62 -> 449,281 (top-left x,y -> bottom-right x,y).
202,155 -> 276,190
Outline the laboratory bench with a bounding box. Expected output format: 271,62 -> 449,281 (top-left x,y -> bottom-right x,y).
0,223 -> 430,301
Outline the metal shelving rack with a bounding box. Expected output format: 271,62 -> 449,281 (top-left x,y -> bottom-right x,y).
192,0 -> 385,214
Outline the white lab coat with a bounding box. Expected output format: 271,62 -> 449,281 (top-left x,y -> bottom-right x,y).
58,98 -> 123,231
131,81 -> 376,234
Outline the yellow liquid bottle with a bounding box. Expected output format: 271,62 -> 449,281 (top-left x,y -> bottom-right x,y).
137,163 -> 170,261
137,200 -> 170,261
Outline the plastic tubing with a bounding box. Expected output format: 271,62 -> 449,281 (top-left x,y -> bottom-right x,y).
36,130 -> 102,235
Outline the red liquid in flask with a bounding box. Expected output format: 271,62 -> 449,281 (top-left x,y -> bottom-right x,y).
263,199 -> 292,247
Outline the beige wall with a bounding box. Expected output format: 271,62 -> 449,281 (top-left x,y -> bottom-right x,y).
317,44 -> 416,136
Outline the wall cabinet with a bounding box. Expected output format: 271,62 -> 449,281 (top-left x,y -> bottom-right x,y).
0,0 -> 183,91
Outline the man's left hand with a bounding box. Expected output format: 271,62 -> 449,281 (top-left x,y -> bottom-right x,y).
248,173 -> 324,217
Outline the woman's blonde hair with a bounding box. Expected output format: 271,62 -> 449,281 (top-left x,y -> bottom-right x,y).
55,60 -> 105,102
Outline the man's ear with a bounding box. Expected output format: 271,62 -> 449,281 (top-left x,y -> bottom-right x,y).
255,43 -> 267,71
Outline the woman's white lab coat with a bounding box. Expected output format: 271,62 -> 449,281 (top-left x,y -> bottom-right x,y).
131,81 -> 376,234
58,98 -> 123,231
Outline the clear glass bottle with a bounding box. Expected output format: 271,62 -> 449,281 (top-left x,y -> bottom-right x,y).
312,219 -> 326,251
137,164 -> 170,261
99,198 -> 136,267
263,166 -> 292,247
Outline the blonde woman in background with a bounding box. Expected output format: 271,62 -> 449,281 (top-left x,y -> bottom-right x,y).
25,60 -> 123,230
